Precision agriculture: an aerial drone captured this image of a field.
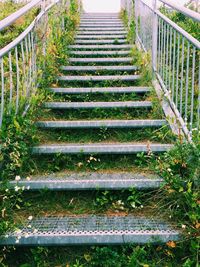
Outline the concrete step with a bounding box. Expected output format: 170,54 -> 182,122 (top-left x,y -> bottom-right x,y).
75,39 -> 126,44
76,35 -> 126,39
0,215 -> 179,245
77,31 -> 127,35
69,50 -> 130,56
36,119 -> 167,129
57,75 -> 140,82
68,45 -> 132,50
60,65 -> 137,72
8,172 -> 163,190
68,57 -> 132,63
32,143 -> 173,155
49,86 -> 151,95
44,101 -> 152,110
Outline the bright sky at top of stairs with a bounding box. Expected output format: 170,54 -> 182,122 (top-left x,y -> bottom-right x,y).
82,0 -> 189,13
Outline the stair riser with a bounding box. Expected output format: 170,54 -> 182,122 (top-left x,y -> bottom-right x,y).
36,120 -> 166,129
44,101 -> 152,109
68,45 -> 132,50
0,233 -> 179,246
60,66 -> 137,72
77,31 -> 127,35
8,180 -> 164,190
32,144 -> 173,155
49,87 -> 150,94
80,23 -> 123,26
76,35 -> 126,39
69,51 -> 130,57
68,57 -> 132,63
75,40 -> 127,44
57,75 -> 140,82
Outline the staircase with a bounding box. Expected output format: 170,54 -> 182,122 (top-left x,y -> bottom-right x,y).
1,13 -> 179,246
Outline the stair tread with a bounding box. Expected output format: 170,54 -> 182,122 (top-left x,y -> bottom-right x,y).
32,143 -> 173,155
69,50 -> 130,55
79,27 -> 125,31
57,75 -> 140,81
76,35 -> 126,39
80,23 -> 123,25
44,101 -> 152,109
8,172 -> 164,190
69,57 -> 132,62
75,39 -> 126,44
77,31 -> 127,35
0,215 -> 179,245
80,19 -> 122,21
36,119 -> 167,129
68,45 -> 132,50
60,65 -> 137,71
49,86 -> 151,94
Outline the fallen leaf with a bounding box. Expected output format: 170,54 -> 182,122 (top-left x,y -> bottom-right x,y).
166,241 -> 176,248
195,223 -> 200,229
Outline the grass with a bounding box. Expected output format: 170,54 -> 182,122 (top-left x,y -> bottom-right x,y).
27,153 -> 161,176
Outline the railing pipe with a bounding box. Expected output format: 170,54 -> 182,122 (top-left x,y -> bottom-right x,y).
0,0 -> 42,32
159,0 -> 200,23
123,0 -> 200,140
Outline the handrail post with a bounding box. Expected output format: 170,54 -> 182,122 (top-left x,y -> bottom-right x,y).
152,0 -> 158,72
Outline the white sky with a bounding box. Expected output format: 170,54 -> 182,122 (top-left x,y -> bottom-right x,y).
82,0 -> 190,13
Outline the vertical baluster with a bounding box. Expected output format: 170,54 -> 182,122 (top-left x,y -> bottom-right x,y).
8,51 -> 13,111
31,31 -> 35,90
162,22 -> 166,80
28,33 -> 32,97
175,34 -> 180,108
15,46 -> 20,114
160,19 -> 164,76
25,36 -> 29,97
165,24 -> 169,86
0,58 -> 4,127
190,46 -> 196,133
157,18 -> 161,73
21,40 -> 26,97
172,30 -> 176,102
180,37 -> 185,117
197,59 -> 200,132
185,42 -> 190,125
168,26 -> 172,94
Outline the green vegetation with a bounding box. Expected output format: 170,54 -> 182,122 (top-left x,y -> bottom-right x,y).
160,7 -> 200,40
0,1 -> 199,267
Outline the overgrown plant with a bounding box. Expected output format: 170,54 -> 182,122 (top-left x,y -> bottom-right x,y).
0,1 -> 81,261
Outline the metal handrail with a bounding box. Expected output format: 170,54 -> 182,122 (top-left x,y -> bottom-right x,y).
122,0 -> 200,140
0,0 -> 58,58
0,0 -> 71,127
0,0 -> 42,31
159,0 -> 200,23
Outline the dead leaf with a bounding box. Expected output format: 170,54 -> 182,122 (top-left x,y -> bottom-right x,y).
195,223 -> 200,229
166,241 -> 176,248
